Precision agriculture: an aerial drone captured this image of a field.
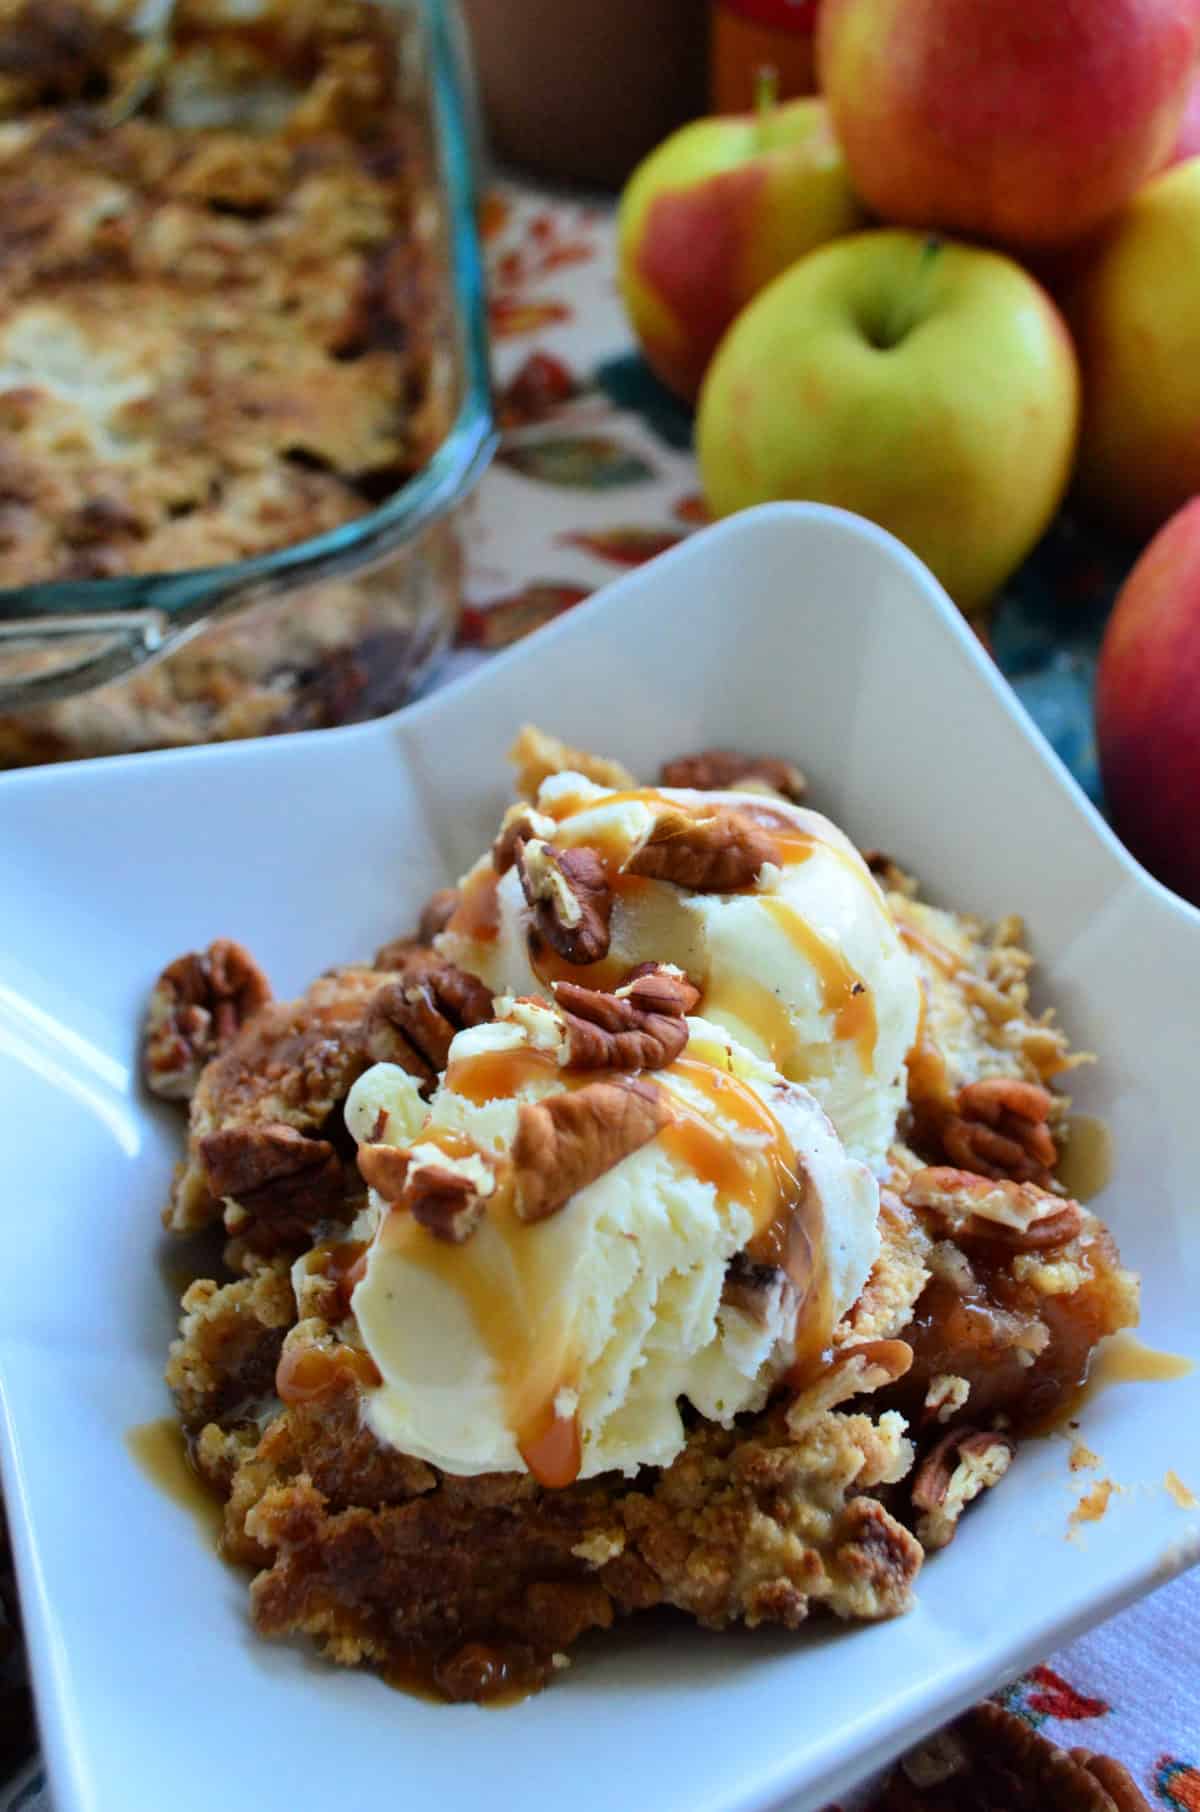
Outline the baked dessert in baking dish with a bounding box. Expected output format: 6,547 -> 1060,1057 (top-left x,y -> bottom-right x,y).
0,0 -> 458,764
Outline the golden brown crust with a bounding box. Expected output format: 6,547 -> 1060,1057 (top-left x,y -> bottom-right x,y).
0,1 -> 422,591
212,1379 -> 920,1695
166,1264 -> 295,1431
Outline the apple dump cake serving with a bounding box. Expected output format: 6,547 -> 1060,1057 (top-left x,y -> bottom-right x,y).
146,728 -> 1138,1701
0,0 -> 459,765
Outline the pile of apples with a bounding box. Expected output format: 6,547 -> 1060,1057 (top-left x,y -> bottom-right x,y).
616,0 -> 1200,906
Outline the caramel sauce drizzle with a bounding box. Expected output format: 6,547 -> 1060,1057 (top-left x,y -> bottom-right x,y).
898,917 -> 962,978
445,1042 -> 563,1104
306,1238 -> 368,1319
686,972 -> 797,1073
526,935 -> 631,993
1085,1331 -> 1193,1390
445,864 -> 501,944
378,1178 -> 582,1490
126,1417 -> 224,1542
276,1342 -> 381,1405
661,1057 -> 831,1382
760,896 -> 877,1070
904,978 -> 951,1103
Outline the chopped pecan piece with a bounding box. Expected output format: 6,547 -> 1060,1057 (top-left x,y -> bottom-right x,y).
922,1373 -> 971,1425
785,1338 -> 914,1433
199,1122 -> 345,1248
516,838 -> 612,965
364,1139 -> 498,1242
904,1166 -> 1083,1251
356,1141 -> 414,1201
508,724 -> 635,799
553,966 -> 699,1070
942,1076 -> 1058,1186
404,1163 -> 489,1244
358,1139 -> 498,1243
512,1077 -> 669,1222
910,1425 -> 1014,1551
625,805 -> 777,891
659,748 -> 807,802
364,961 -> 493,1087
621,965 -> 702,1016
144,939 -> 271,1101
492,803 -> 555,875
721,1252 -> 795,1327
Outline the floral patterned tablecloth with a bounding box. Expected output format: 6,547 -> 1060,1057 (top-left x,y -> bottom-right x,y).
3,181 -> 1197,1812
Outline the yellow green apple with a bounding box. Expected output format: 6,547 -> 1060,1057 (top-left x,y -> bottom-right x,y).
1096,496 -> 1200,905
1067,159 -> 1200,538
617,91 -> 864,404
696,230 -> 1080,613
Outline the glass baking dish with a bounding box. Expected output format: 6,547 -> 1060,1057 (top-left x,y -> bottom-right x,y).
0,0 -> 494,764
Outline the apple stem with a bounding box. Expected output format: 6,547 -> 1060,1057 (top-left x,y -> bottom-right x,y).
754,64 -> 779,125
878,236 -> 943,350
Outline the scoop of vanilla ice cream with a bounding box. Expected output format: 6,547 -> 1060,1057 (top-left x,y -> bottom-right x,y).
437,774 -> 921,1171
343,1006 -> 879,1483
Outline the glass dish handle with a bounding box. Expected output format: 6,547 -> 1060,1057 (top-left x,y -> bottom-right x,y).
0,609 -> 174,708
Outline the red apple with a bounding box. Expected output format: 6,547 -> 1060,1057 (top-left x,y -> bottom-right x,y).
1164,66 -> 1200,162
1096,498 -> 1200,906
818,0 -> 1200,249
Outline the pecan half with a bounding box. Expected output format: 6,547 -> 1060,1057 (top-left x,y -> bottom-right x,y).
942,1077 -> 1058,1187
786,1338 -> 914,1433
492,803 -> 554,875
911,1425 -> 1014,1551
512,1077 -> 669,1222
553,966 -> 699,1070
358,1140 -> 498,1243
625,805 -> 777,891
365,960 -> 494,1088
904,1166 -> 1083,1251
516,838 -> 612,964
884,1703 -> 1152,1812
199,1121 -> 344,1247
659,748 -> 807,802
144,939 -> 271,1101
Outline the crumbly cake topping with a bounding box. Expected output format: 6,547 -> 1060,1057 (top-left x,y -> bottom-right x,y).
0,0 -> 431,587
151,735 -> 1140,1700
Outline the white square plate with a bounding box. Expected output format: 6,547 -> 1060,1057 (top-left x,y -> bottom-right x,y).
2,503 -> 1198,1812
